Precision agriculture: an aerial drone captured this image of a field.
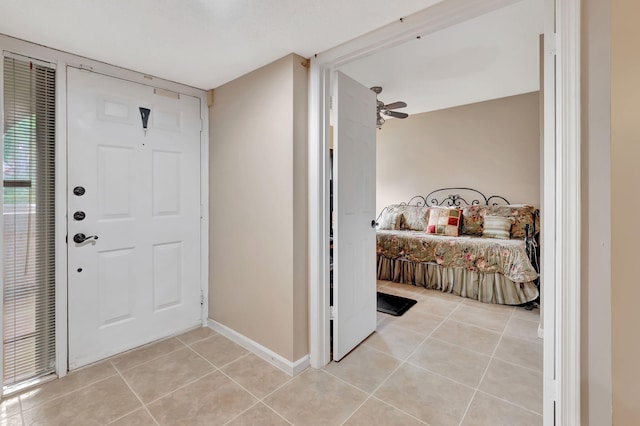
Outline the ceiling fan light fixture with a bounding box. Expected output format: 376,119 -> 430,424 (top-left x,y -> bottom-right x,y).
370,85 -> 408,129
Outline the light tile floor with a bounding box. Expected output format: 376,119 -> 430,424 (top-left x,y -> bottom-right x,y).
0,280 -> 542,425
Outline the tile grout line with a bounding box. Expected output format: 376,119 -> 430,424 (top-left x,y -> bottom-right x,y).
426,335 -> 498,358
18,371 -> 121,414
337,395 -> 372,426
181,341 -> 262,400
473,388 -> 543,417
369,291 -> 466,420
377,283 -> 543,423
338,289 -> 465,426
221,401 -> 260,426
490,355 -> 544,374
20,331 -> 196,415
457,308 -> 516,425
438,316 -> 511,336
369,395 -> 431,425
402,360 -> 479,392
184,338 -> 299,424
254,371 -> 296,402
222,400 -> 295,426
141,369 -> 220,408
253,369 -> 324,425
175,332 -> 219,347
510,311 -> 543,324
111,340 -> 188,375
108,360 -> 160,426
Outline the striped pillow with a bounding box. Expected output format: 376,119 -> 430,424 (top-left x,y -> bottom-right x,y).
482,215 -> 513,239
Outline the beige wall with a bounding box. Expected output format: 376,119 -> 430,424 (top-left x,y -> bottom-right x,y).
581,0 -> 613,424
208,54 -> 308,362
375,92 -> 540,213
611,0 -> 640,423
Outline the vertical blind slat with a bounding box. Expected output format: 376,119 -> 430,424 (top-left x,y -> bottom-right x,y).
3,55 -> 56,388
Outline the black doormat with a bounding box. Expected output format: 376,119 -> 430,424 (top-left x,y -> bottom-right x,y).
377,292 -> 417,316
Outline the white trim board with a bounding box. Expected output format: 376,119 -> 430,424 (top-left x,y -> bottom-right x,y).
307,0 -> 581,424
207,320 -> 309,376
555,0 -> 582,423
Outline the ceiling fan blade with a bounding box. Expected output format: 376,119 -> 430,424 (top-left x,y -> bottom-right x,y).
383,110 -> 409,119
383,101 -> 407,110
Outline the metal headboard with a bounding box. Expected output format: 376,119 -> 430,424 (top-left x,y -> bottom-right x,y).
404,187 -> 510,207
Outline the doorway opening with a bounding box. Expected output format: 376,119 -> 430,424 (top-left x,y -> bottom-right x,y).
310,0 -> 581,423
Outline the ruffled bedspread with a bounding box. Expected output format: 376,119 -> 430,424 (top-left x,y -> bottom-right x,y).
376,230 -> 538,283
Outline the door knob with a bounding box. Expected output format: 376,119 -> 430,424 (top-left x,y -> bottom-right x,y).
371,220 -> 378,228
73,233 -> 98,243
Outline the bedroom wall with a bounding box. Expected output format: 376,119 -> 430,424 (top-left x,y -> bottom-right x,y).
610,0 -> 640,423
375,92 -> 540,213
208,53 -> 309,363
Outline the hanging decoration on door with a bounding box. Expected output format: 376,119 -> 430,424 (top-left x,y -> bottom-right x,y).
139,107 -> 151,136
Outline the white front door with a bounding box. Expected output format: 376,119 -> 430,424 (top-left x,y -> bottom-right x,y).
332,71 -> 377,361
67,68 -> 202,369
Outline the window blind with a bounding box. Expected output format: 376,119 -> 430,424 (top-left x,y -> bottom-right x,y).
3,55 -> 56,389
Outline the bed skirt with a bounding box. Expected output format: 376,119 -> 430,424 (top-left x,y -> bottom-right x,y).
377,255 -> 539,305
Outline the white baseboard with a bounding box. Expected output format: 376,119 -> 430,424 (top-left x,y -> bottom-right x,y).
207,319 -> 309,376
538,325 -> 544,339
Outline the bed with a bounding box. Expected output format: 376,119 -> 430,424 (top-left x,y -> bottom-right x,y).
376,188 -> 540,305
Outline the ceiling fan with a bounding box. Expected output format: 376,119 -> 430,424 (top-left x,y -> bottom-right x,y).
370,86 -> 408,129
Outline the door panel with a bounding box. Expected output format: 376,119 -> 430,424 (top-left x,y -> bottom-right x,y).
332,71 -> 377,361
98,146 -> 134,218
152,150 -> 181,216
97,248 -> 135,325
152,242 -> 183,311
67,68 -> 201,369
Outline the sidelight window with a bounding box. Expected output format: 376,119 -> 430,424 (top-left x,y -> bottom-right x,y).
2,54 -> 56,390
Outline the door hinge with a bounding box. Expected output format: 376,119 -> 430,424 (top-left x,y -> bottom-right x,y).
200,290 -> 204,306
544,377 -> 557,401
546,32 -> 557,56
330,305 -> 336,320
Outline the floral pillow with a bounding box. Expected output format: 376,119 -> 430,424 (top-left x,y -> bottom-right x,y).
426,208 -> 462,237
401,205 -> 430,231
377,210 -> 402,230
461,205 -> 485,236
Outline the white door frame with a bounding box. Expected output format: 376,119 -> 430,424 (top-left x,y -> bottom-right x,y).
0,35 -> 209,390
307,0 -> 581,424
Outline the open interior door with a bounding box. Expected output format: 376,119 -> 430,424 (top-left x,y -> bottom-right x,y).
332,71 -> 377,361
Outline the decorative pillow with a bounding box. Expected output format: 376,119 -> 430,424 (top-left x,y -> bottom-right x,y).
461,205 -> 484,236
426,208 -> 462,237
377,210 -> 402,230
462,204 -> 539,239
482,215 -> 513,239
401,205 -> 429,231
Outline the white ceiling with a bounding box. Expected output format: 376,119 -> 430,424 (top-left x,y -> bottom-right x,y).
0,0 -> 443,90
338,0 -> 543,115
